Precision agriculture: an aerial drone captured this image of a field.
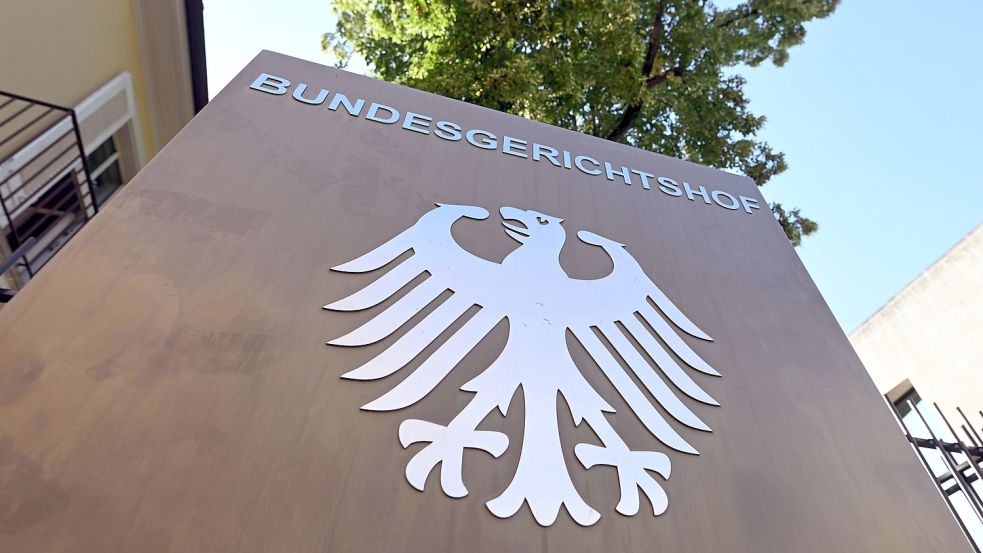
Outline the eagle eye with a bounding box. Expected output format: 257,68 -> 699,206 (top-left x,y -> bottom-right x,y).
536,216 -> 548,225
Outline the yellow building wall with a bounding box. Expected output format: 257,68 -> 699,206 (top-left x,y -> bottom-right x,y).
0,0 -> 156,157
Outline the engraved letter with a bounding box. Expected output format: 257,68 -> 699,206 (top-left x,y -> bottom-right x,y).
328,93 -> 365,116
403,112 -> 433,134
532,144 -> 561,167
711,190 -> 740,210
466,129 -> 498,149
503,136 -> 528,158
630,169 -> 654,190
250,73 -> 290,95
740,196 -> 761,214
575,155 -> 602,176
366,103 -> 400,124
604,162 -> 632,185
657,177 -> 682,197
435,121 -> 463,141
292,83 -> 329,105
683,182 -> 711,204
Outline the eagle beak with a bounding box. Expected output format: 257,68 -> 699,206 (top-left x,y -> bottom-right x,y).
500,206 -> 532,243
502,221 -> 530,243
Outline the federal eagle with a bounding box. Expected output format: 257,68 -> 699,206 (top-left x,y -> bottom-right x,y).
324,203 -> 720,526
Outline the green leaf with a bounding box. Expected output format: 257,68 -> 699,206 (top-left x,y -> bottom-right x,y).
324,0 -> 837,245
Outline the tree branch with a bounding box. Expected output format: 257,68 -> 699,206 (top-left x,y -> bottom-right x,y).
605,66 -> 682,142
640,3 -> 665,77
604,104 -> 643,142
712,7 -> 761,29
645,66 -> 683,88
605,3 -> 666,142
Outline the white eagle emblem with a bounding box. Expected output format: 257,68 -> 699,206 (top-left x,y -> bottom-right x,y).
324,203 -> 720,526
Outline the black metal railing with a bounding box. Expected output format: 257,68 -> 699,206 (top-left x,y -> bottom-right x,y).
0,90 -> 97,291
887,397 -> 983,551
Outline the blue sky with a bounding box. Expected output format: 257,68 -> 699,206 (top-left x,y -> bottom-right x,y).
203,0 -> 983,332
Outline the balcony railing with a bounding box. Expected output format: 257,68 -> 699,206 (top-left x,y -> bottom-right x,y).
0,90 -> 97,297
888,397 -> 983,551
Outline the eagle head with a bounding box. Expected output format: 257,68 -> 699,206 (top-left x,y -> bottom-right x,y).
499,206 -> 566,249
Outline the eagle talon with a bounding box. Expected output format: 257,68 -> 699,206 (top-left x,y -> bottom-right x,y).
399,419 -> 508,498
575,443 -> 671,516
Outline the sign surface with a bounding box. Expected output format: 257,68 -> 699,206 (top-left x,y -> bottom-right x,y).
0,51 -> 971,552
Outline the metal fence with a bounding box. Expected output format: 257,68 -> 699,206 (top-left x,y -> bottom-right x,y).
0,90 -> 97,291
887,397 -> 983,551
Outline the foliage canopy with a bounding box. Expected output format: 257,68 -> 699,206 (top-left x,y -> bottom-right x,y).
325,0 -> 839,245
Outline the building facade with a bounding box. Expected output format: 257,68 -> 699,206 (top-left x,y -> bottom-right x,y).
851,223 -> 983,548
851,223 -> 983,419
0,0 -> 205,293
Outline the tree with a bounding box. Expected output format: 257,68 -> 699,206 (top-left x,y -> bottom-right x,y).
324,0 -> 839,244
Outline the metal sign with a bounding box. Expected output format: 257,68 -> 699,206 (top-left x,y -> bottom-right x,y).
0,51 -> 973,552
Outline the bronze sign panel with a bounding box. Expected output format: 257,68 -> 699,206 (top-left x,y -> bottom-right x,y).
0,51 -> 971,552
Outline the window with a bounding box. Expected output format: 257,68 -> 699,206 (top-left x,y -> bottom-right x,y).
86,136 -> 125,207
894,389 -> 940,436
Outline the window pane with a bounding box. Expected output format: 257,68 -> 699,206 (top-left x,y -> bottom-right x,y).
92,160 -> 124,207
86,138 -> 117,170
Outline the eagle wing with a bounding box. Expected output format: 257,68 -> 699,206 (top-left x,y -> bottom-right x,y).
324,203 -> 508,411
563,230 -> 720,456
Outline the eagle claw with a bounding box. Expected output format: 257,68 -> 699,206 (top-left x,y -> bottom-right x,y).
399,419 -> 508,498
575,443 -> 671,516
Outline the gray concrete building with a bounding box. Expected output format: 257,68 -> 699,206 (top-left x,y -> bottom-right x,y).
850,222 -> 983,547
851,223 -> 983,420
